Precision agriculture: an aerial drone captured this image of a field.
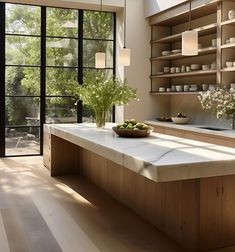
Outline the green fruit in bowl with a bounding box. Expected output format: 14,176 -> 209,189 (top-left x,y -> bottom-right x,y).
116,119 -> 149,130
130,119 -> 137,125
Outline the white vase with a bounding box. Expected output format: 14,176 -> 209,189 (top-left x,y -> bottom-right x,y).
228,10 -> 235,20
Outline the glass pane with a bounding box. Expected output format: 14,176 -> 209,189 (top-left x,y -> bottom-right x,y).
46,97 -> 77,124
6,127 -> 40,156
6,66 -> 40,96
6,97 -> 40,126
83,11 -> 113,40
47,8 -> 78,37
83,40 -> 113,68
6,35 -> 40,65
46,67 -> 78,96
83,68 -> 113,79
46,38 -> 78,67
6,4 -> 41,35
83,105 -> 95,123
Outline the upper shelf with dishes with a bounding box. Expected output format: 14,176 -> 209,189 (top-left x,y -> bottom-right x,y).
150,46 -> 216,61
150,23 -> 217,44
149,0 -> 235,94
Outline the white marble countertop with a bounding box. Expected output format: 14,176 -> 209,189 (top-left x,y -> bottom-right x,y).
44,123 -> 235,182
145,120 -> 235,139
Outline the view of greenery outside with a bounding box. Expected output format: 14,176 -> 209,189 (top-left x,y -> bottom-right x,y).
5,4 -> 41,156
83,11 -> 114,121
45,7 -> 79,124
3,3 -> 114,156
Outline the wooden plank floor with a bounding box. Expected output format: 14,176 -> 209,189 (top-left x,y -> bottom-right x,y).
0,156 -> 234,252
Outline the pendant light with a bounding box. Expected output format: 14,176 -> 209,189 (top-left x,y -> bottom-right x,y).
95,0 -> 106,68
182,0 -> 198,56
120,0 -> 130,66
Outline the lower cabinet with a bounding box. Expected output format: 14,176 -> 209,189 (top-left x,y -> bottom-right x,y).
43,133 -> 235,251
200,175 -> 235,250
149,124 -> 235,148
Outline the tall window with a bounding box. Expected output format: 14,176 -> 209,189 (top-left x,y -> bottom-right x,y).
83,10 -> 115,121
5,4 -> 41,156
46,8 -> 79,124
0,3 -> 115,157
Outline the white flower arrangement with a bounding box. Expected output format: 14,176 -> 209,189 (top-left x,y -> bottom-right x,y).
198,88 -> 235,130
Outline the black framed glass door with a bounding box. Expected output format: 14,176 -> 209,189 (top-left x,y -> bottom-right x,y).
0,2 -> 115,157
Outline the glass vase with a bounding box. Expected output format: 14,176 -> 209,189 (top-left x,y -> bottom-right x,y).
95,110 -> 106,128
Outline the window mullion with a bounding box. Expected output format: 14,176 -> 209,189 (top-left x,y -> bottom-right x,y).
40,6 -> 46,155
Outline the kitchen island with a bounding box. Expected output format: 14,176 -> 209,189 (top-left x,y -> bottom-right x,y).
44,123 -> 235,251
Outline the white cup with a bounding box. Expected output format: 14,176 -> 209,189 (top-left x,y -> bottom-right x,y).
159,87 -> 166,92
212,39 -> 217,47
164,67 -> 170,73
230,37 -> 235,43
202,84 -> 208,91
226,62 -> 233,68
171,85 -> 176,92
170,67 -> 176,74
186,66 -> 191,72
209,85 -> 216,91
176,67 -> 181,73
184,85 -> 189,92
231,83 -> 235,89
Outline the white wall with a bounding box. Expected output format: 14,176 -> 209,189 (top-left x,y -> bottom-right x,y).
144,0 -> 186,17
115,0 -> 168,122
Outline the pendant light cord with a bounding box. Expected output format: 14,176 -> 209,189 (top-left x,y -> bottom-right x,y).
124,0 -> 126,48
189,0 -> 192,30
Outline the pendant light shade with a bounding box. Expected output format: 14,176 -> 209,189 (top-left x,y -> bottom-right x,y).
95,52 -> 106,68
95,0 -> 106,69
120,0 -> 130,66
182,30 -> 198,55
120,48 -> 130,66
182,0 -> 198,56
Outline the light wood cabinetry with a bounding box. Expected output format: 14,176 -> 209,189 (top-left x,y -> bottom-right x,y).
150,2 -> 218,94
200,175 -> 235,250
149,0 -> 235,126
148,122 -> 235,148
44,133 -> 235,251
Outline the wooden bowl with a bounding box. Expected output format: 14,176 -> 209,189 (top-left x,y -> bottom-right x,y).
112,126 -> 153,138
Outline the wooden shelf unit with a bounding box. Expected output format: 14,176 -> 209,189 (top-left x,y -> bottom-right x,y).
150,1 -> 235,93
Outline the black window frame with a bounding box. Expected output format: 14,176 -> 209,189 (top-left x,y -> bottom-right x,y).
0,2 -> 116,157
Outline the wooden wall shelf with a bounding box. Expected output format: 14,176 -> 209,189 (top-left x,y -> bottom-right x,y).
150,69 -> 217,79
150,92 -> 199,95
221,18 -> 235,26
221,67 -> 235,72
150,47 -> 216,61
151,23 -> 217,44
221,43 -> 235,49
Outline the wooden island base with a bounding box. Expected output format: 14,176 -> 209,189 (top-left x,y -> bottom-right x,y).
44,133 -> 235,252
